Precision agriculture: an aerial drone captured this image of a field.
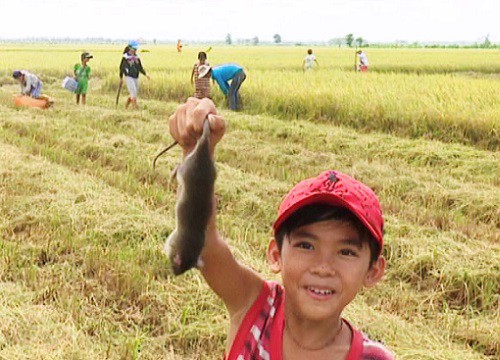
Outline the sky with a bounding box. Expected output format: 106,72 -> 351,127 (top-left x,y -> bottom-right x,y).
0,0 -> 498,43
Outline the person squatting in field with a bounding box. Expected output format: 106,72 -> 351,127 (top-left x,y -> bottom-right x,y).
167,97 -> 395,360
12,70 -> 43,98
200,63 -> 246,111
74,52 -> 93,105
191,51 -> 211,99
303,48 -> 320,71
119,40 -> 150,109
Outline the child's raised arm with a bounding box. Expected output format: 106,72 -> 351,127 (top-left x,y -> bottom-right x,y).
190,65 -> 195,85
168,98 -> 264,317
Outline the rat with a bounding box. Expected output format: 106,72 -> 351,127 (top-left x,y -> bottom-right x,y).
164,119 -> 216,275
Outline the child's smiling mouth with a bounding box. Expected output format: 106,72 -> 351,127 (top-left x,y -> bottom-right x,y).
306,286 -> 335,299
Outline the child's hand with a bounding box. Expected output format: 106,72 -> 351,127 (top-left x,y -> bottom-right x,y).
169,98 -> 225,158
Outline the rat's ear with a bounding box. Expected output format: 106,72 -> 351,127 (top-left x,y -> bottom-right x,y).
363,256 -> 386,288
267,238 -> 282,274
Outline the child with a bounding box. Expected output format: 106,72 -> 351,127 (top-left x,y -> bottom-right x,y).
167,98 -> 395,360
190,52 -> 211,99
209,63 -> 246,111
119,41 -> 150,109
12,70 -> 43,98
303,49 -> 319,71
356,50 -> 369,72
74,52 -> 93,105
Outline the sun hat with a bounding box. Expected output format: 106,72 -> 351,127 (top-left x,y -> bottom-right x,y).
81,52 -> 93,60
128,40 -> 139,50
273,170 -> 384,250
198,65 -> 212,79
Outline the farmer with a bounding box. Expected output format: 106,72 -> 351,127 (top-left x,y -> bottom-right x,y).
74,52 -> 93,105
303,48 -> 319,71
167,97 -> 395,359
209,63 -> 246,111
356,50 -> 369,72
12,70 -> 43,98
190,52 -> 211,99
177,39 -> 183,53
119,41 -> 150,109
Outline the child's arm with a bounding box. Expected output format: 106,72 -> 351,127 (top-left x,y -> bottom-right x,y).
137,59 -> 150,80
190,65 -> 195,85
168,98 -> 264,316
119,58 -> 126,84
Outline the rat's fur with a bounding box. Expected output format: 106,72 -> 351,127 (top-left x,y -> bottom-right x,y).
165,120 -> 216,275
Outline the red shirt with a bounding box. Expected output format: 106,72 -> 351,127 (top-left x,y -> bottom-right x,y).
225,282 -> 394,360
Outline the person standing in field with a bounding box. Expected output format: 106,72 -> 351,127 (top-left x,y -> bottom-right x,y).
119,41 -> 150,109
356,50 -> 369,72
210,63 -> 246,111
190,52 -> 211,99
303,48 -> 319,71
12,70 -> 43,98
177,39 -> 183,53
167,97 -> 395,360
74,52 -> 93,105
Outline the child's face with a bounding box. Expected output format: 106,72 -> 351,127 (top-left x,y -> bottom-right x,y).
268,219 -> 385,322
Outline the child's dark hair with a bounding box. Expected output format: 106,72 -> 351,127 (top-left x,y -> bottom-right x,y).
307,49 -> 313,55
198,52 -> 207,61
123,46 -> 130,54
275,204 -> 381,266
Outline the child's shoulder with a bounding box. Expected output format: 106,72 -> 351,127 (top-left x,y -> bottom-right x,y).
359,331 -> 395,360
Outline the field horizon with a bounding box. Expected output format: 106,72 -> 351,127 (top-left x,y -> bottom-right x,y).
0,45 -> 498,359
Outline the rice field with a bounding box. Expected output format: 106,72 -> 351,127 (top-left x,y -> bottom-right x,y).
0,44 -> 498,359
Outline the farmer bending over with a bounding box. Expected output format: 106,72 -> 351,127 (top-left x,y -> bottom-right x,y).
13,70 -> 43,98
201,63 -> 246,111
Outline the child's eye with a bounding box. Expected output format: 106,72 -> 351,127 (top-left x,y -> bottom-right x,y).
294,242 -> 314,250
340,249 -> 358,257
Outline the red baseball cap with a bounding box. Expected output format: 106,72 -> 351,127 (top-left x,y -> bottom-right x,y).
273,170 -> 384,250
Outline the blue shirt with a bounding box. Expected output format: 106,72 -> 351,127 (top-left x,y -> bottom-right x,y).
211,63 -> 243,95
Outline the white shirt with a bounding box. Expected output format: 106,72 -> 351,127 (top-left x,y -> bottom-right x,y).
304,54 -> 316,69
19,70 -> 41,95
358,52 -> 369,66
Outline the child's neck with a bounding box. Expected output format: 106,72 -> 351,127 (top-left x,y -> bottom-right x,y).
283,313 -> 350,359
283,304 -> 348,350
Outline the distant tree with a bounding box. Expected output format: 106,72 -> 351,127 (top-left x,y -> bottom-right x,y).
480,34 -> 491,48
328,38 -> 344,48
252,36 -> 259,45
226,33 -> 232,45
355,37 -> 364,47
345,33 -> 354,47
273,34 -> 282,44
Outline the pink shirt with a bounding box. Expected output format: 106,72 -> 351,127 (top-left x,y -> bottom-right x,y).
225,282 -> 394,360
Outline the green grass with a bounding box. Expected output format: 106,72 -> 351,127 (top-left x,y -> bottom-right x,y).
0,45 -> 499,359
